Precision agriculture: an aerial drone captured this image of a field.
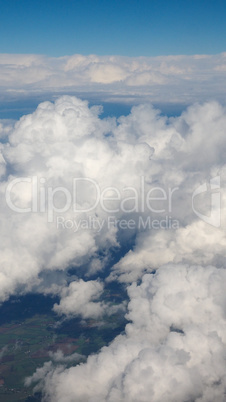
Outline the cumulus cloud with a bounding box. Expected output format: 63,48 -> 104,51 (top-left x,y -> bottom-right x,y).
108,101 -> 226,282
1,53 -> 226,105
53,279 -> 106,319
1,95 -> 226,400
27,264 -> 226,402
0,96 -> 225,296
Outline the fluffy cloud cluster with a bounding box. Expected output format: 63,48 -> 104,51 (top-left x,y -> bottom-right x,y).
27,264 -> 226,402
53,279 -> 106,319
0,96 -> 225,301
1,53 -> 226,105
0,96 -> 154,302
0,95 -> 226,400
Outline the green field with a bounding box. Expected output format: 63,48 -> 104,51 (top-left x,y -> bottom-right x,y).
0,287 -> 127,401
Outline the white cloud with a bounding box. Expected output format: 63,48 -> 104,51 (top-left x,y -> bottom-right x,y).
1,95 -> 226,400
1,53 -> 226,105
27,264 -> 226,402
48,349 -> 85,363
0,96 -> 225,299
53,279 -> 106,319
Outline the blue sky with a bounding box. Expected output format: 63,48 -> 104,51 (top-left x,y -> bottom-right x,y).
0,0 -> 226,57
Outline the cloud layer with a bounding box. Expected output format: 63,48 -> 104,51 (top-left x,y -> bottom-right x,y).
1,53 -> 226,106
0,95 -> 226,400
0,96 -> 225,300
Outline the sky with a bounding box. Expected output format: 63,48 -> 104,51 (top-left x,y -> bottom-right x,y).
0,0 -> 226,57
